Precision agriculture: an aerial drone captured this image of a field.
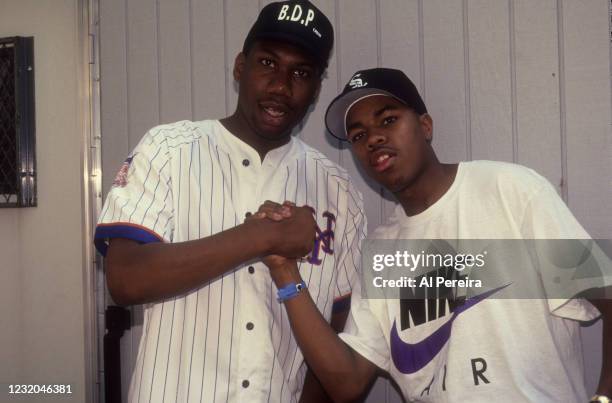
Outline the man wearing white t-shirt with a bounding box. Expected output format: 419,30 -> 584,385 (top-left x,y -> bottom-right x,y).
256,68 -> 612,402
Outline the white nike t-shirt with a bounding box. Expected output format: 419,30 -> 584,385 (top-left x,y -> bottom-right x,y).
340,160 -> 602,403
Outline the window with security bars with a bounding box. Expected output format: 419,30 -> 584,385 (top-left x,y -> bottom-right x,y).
0,36 -> 36,207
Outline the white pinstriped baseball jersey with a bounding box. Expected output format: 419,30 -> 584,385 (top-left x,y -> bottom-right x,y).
95,119 -> 366,403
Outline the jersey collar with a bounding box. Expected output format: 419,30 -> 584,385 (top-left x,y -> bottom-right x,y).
213,120 -> 299,168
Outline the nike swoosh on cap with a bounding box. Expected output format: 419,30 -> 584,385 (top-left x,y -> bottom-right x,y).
390,284 -> 510,374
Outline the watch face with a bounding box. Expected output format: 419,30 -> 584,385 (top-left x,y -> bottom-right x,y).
296,284 -> 303,291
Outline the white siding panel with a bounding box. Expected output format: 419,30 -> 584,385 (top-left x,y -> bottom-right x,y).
379,0 -> 421,77
467,0 -> 513,162
127,0 -> 160,147
423,0 -> 469,163
514,0 -> 562,189
158,0 -> 193,123
562,0 -> 612,238
99,0 -> 129,195
192,0 -> 227,119
562,1 -> 611,396
261,0 -> 279,7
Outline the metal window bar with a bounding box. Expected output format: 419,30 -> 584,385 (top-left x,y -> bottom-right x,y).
0,36 -> 36,207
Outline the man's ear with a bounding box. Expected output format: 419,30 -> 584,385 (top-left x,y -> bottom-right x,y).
233,52 -> 246,82
419,113 -> 433,143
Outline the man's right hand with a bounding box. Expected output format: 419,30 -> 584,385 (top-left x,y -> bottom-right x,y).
247,200 -> 317,261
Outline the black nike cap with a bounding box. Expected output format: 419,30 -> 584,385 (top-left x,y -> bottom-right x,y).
325,68 -> 428,140
243,1 -> 334,70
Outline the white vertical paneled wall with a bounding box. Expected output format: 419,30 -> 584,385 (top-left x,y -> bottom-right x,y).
98,1 -> 612,401
514,0 -> 562,187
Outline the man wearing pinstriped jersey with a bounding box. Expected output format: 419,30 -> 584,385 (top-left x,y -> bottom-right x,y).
94,1 -> 366,402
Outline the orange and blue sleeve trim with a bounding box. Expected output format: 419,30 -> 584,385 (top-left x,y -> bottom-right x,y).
332,293 -> 352,314
94,222 -> 164,256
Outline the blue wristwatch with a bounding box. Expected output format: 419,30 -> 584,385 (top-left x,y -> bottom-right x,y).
277,282 -> 307,303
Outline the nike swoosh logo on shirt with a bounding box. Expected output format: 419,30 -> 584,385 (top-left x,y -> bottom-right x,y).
390,284 -> 509,374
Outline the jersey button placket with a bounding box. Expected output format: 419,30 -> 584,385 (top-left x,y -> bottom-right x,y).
239,155 -> 261,223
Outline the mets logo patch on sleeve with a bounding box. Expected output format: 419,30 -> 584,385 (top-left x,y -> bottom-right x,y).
112,155 -> 134,187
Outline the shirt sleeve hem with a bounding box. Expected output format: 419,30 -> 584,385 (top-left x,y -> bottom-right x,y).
94,222 -> 165,256
338,332 -> 389,371
549,298 -> 602,322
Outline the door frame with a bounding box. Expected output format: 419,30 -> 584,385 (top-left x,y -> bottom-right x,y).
79,0 -> 103,401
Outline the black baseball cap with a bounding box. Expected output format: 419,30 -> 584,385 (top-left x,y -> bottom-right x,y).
243,1 -> 334,70
325,68 -> 428,140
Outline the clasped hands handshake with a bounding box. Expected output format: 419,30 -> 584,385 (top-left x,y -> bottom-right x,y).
244,201 -> 317,281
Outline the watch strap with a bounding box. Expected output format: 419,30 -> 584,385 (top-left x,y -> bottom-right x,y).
277,281 -> 307,303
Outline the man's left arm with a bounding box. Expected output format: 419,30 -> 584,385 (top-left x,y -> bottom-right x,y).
299,188 -> 367,402
300,198 -> 365,403
253,199 -> 367,402
299,305 -> 350,403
